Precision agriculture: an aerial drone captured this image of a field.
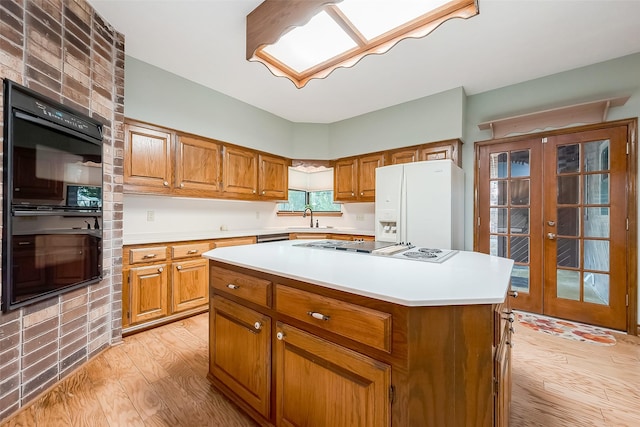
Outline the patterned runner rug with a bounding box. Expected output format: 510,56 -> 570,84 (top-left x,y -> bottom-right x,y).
516,311 -> 616,346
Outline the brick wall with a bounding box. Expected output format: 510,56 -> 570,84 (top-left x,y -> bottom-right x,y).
0,0 -> 124,420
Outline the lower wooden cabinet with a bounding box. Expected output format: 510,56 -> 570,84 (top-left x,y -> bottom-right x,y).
210,296 -> 271,418
172,258 -> 209,313
275,322 -> 391,427
129,263 -> 169,324
123,237 -> 254,334
208,263 -> 511,427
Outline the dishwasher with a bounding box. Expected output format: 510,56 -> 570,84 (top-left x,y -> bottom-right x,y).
256,233 -> 290,243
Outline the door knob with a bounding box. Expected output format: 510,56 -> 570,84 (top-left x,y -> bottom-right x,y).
547,233 -> 556,240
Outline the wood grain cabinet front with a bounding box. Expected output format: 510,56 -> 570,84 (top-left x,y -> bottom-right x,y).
172,258 -> 209,313
222,145 -> 258,196
124,123 -> 173,192
258,154 -> 289,200
174,134 -> 222,196
210,266 -> 271,308
276,285 -> 392,352
210,296 -> 271,418
128,263 -> 169,325
275,322 -> 391,427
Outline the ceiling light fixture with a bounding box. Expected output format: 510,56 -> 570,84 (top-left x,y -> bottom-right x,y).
247,0 -> 479,88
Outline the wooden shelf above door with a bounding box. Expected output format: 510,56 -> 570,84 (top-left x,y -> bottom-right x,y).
478,96 -> 630,139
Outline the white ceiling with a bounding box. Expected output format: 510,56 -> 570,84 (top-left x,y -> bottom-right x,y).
88,0 -> 640,124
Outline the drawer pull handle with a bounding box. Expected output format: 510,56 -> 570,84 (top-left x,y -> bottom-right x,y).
276,331 -> 285,341
508,290 -> 518,298
254,322 -> 262,330
187,249 -> 198,254
502,313 -> 515,323
227,284 -> 239,290
307,311 -> 330,321
176,265 -> 182,270
157,267 -> 164,273
143,254 -> 157,259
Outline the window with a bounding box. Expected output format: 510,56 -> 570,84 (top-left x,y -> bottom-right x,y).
278,189 -> 341,213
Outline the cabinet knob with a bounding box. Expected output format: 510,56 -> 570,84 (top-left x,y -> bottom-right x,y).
262,191 -> 265,195
351,192 -> 354,196
252,190 -> 256,194
254,321 -> 262,330
163,181 -> 169,186
180,183 -> 184,188
276,331 -> 285,341
360,192 -> 364,196
307,311 -> 330,321
508,290 -> 518,298
157,267 -> 163,272
227,283 -> 239,290
176,265 -> 182,270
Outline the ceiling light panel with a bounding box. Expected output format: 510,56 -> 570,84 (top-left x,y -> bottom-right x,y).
336,0 -> 452,40
262,10 -> 358,73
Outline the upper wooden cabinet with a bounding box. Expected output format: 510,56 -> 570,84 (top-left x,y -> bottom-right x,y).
358,153 -> 385,201
389,139 -> 462,167
334,153 -> 385,202
388,147 -> 419,165
222,146 -> 258,196
258,154 -> 289,200
175,134 -> 222,196
124,123 -> 172,193
333,158 -> 358,201
420,139 -> 462,166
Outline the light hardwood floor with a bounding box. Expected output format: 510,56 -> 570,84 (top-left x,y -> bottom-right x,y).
2,313 -> 639,426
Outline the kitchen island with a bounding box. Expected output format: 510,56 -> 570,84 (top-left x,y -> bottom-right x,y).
203,240 -> 515,427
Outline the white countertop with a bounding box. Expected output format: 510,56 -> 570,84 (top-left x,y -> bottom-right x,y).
202,240 -> 514,307
123,227 -> 374,245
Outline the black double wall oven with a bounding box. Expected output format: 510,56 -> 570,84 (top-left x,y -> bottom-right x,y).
2,80 -> 104,311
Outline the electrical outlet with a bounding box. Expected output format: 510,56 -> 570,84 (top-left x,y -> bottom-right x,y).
356,214 -> 365,221
146,210 -> 155,222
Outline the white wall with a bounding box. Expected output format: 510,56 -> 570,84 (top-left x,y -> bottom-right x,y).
124,57 -> 293,156
327,87 -> 465,158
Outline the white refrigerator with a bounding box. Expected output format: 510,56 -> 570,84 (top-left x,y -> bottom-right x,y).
375,159 -> 464,249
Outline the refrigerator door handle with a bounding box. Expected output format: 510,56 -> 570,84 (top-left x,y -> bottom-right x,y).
400,169 -> 408,244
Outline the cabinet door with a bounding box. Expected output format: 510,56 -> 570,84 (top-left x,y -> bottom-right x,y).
222,146 -> 258,195
175,134 -> 221,195
494,331 -> 512,427
210,296 -> 271,418
334,158 -> 358,201
275,323 -> 391,427
389,148 -> 419,165
258,154 -> 289,199
358,153 -> 384,201
420,140 -> 462,166
124,123 -> 172,192
129,263 -> 169,324
172,258 -> 209,313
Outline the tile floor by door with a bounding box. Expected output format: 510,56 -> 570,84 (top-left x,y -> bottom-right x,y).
2,313 -> 639,426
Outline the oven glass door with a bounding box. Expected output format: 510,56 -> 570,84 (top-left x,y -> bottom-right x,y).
10,215 -> 102,306
12,113 -> 102,207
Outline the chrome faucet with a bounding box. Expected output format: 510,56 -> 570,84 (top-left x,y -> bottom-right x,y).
302,206 -> 313,228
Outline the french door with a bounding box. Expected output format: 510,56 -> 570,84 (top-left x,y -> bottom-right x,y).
476,124 -> 632,331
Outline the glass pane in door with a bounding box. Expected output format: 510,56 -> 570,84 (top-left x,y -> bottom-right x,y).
552,141 -> 613,307
488,150 -> 532,293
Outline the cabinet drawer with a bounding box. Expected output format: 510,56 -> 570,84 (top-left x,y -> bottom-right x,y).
171,242 -> 211,259
210,266 -> 271,308
275,285 -> 392,353
129,246 -> 167,264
